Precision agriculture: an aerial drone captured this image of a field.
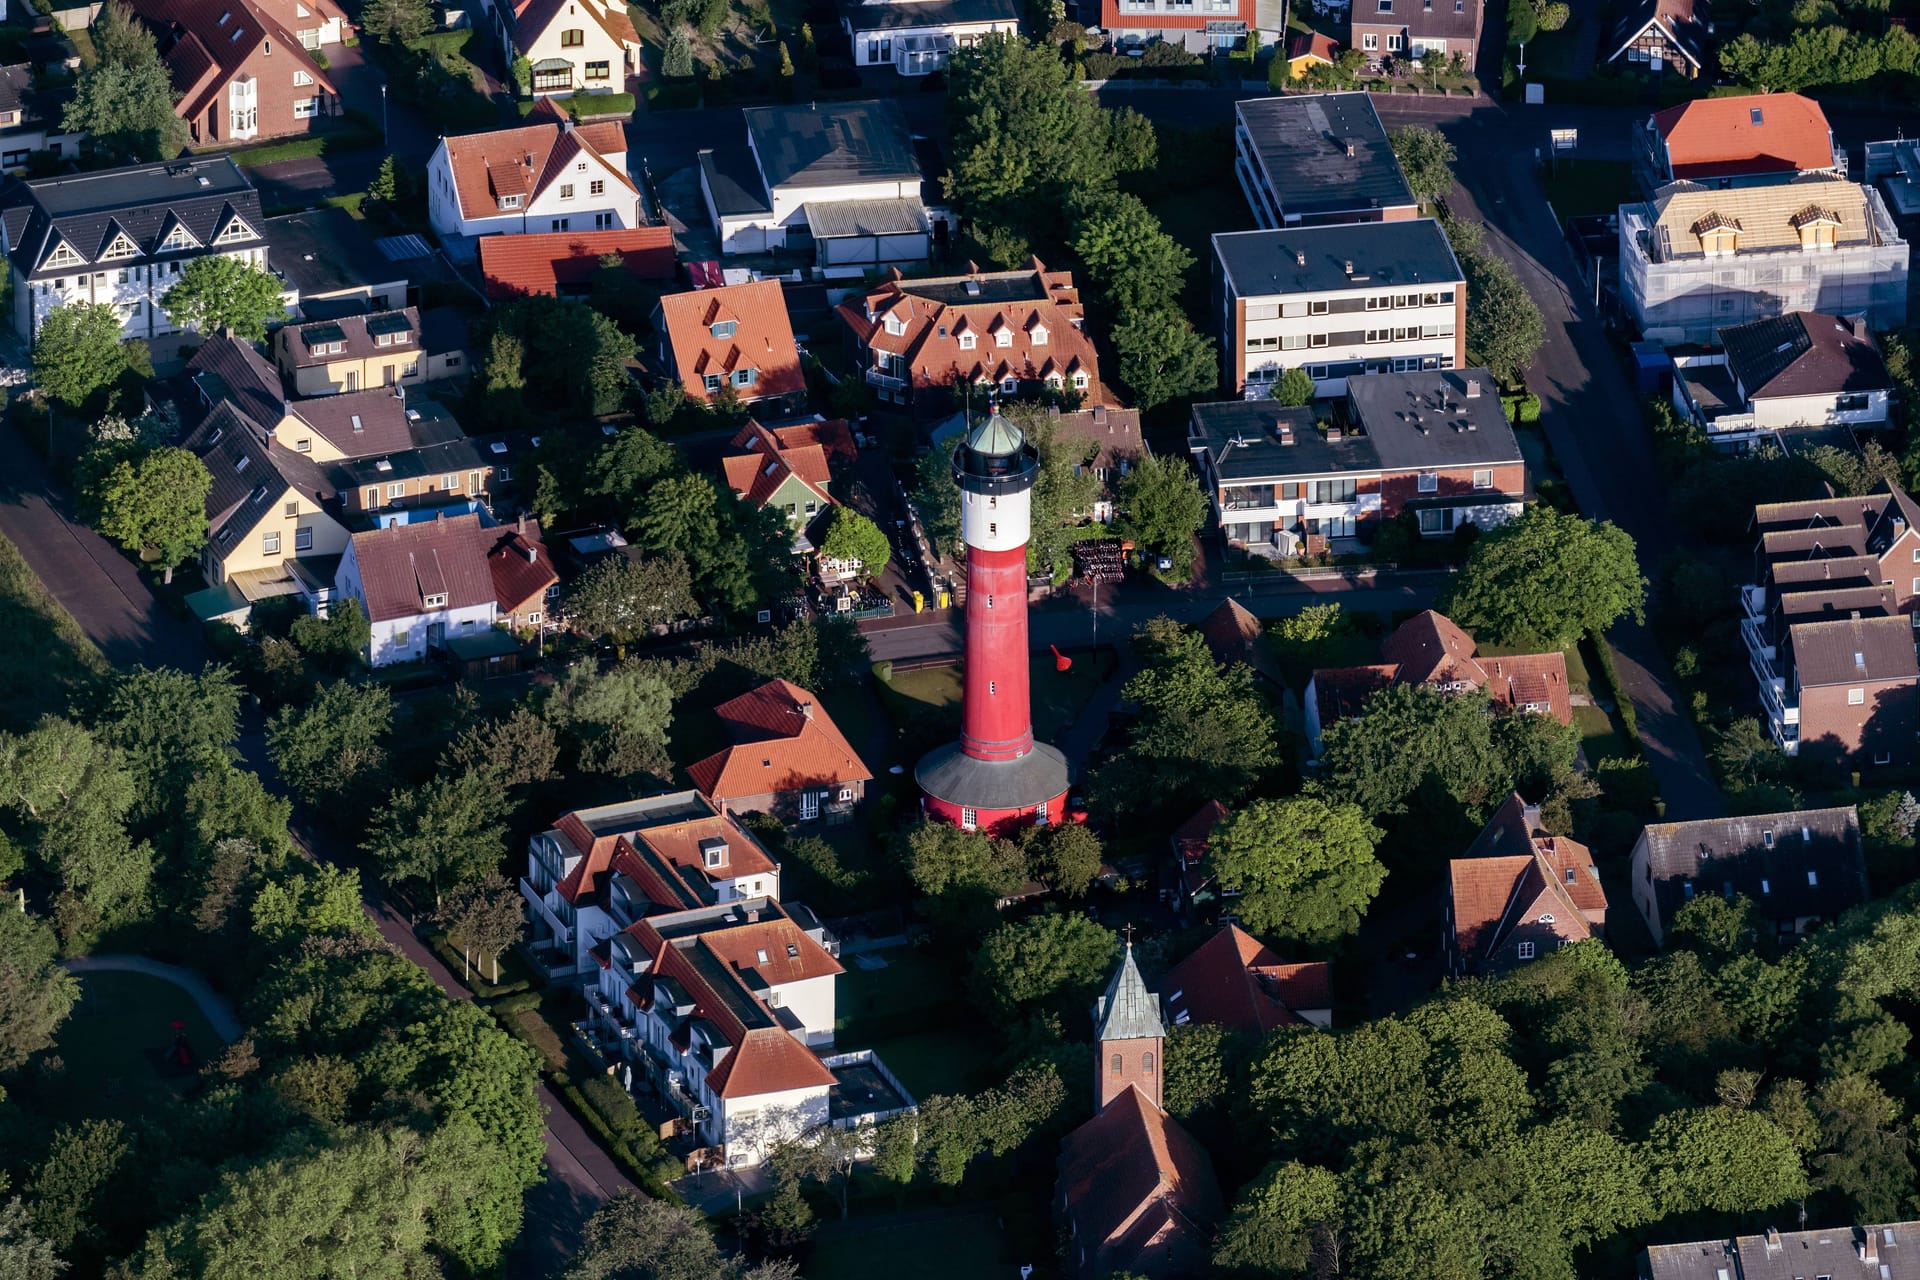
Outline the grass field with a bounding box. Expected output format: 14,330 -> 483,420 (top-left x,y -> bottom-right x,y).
805,1205 -> 1021,1279
835,947 -> 956,1030
836,947 -> 998,1099
1542,159 -> 1633,219
0,532 -> 107,731
881,648 -> 1116,748
45,972 -> 221,1126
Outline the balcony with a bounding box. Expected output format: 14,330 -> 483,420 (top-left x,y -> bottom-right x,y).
864,367 -> 906,391
1740,584 -> 1766,621
823,1049 -> 916,1128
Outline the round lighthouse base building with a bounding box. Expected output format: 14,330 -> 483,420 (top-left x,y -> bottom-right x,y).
916,739 -> 1069,837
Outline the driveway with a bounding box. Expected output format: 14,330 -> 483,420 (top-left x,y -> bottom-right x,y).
63,954 -> 244,1042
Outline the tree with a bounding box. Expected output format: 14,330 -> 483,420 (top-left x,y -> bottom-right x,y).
1440,508 -> 1646,646
289,598 -> 372,671
250,863 -> 374,945
1316,683 -> 1515,825
1270,366 -> 1316,407
565,1191 -> 796,1280
363,771 -> 507,909
1506,0 -> 1539,45
1390,124 -> 1457,207
28,1119 -> 127,1253
1455,238 -> 1546,387
161,256 -> 289,341
913,447 -> 962,559
437,875 -> 525,983
1806,439 -> 1903,498
360,0 -> 433,43
1644,1107 -> 1809,1215
818,507 -> 891,577
1116,453 -> 1207,577
266,680 -> 393,810
544,661 -> 675,780
32,303 -> 128,412
98,664 -> 241,817
564,553 -> 697,650
368,154 -> 402,205
662,29 -> 695,79
89,446 -> 210,583
969,912 -> 1117,1020
1213,1161 -> 1345,1276
62,3 -> 186,162
1112,306 -> 1216,412
901,820 -> 1027,899
1069,191 -> 1194,317
446,707 -> 560,789
0,907 -> 80,1071
586,426 -> 680,527
1025,822 -> 1103,896
1206,796 -> 1388,943
0,1194 -> 64,1280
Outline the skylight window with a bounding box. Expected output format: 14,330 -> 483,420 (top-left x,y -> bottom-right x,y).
756,949 -> 769,963
1750,107 -> 1763,125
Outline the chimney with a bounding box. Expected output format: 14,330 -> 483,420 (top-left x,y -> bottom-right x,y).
1343,260 -> 1354,276
1465,379 -> 1482,398
1764,1228 -> 1782,1253
1276,423 -> 1295,445
1326,425 -> 1343,442
798,700 -> 814,721
1345,141 -> 1357,157
1864,1231 -> 1881,1265
1295,250 -> 1306,267
522,543 -> 537,564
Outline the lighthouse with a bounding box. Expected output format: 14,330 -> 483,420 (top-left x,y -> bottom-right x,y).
916,409 -> 1070,834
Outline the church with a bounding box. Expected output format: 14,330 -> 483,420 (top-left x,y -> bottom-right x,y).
1055,942 -> 1224,1278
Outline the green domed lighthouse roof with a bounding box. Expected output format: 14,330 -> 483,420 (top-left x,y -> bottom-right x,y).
965,409 -> 1025,457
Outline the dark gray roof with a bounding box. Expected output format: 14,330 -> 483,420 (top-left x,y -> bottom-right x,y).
186,336 -> 287,433
1347,368 -> 1523,469
745,100 -> 919,191
1369,0 -> 1483,41
419,306 -> 472,356
1721,311 -> 1892,401
805,197 -> 928,238
914,739 -> 1069,811
0,65 -> 31,119
184,402 -> 332,560
1636,805 -> 1867,934
1093,944 -> 1165,1042
1213,219 -> 1463,297
1191,402 -> 1372,481
699,146 -> 772,217
336,433 -> 499,488
0,156 -> 263,281
264,207 -> 398,301
1788,613 -> 1919,686
1643,1222 -> 1920,1280
1235,93 -> 1415,220
842,0 -> 1017,30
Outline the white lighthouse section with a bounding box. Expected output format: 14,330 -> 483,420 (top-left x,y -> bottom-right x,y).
960,485 -> 1032,554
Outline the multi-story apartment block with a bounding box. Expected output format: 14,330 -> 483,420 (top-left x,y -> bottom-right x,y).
1100,0 -> 1283,54
1234,93 -> 1419,229
1350,0 -> 1481,67
1630,808 -> 1869,948
521,793 -> 788,978
1619,175 -> 1909,341
0,156 -> 269,341
1213,219 -> 1464,397
1740,485 -> 1920,765
1190,367 -> 1525,557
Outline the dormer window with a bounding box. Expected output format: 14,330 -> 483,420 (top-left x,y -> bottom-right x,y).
99,234 -> 139,261
1791,203 -> 1840,249
710,320 -> 736,339
1031,324 -> 1048,346
423,592 -> 449,609
732,368 -> 757,388
161,224 -> 198,251
1072,371 -> 1088,389
498,194 -> 522,210
1691,210 -> 1741,256
214,217 -> 255,245
959,332 -> 976,350
44,240 -> 81,268
883,314 -> 905,336
995,328 -> 1013,348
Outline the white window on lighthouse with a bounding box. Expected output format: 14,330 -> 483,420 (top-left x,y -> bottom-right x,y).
990,681 -> 997,695
989,523 -> 998,536
986,595 -> 993,609
961,808 -> 978,831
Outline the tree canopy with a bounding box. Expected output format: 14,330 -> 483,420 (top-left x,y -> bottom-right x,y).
160,256 -> 289,342
1206,796 -> 1387,942
969,911 -> 1118,1020
1115,453 -> 1207,579
63,2 -> 187,163
818,508 -> 891,577
33,304 -> 131,412
90,447 -> 210,581
1440,507 -> 1647,647
1389,124 -> 1457,207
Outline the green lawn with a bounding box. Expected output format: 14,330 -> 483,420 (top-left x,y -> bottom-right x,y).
849,1024 -> 998,1101
836,947 -> 960,1031
0,532 -> 108,731
881,649 -> 1116,750
805,1205 -> 1022,1280
1573,703 -> 1631,764
1542,158 -> 1634,219
45,972 -> 223,1126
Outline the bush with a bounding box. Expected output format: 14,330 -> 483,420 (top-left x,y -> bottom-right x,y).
557,1077 -> 684,1199
405,29 -> 473,55
1589,636 -> 1641,748
871,659 -> 894,683
490,990 -> 544,1015
518,91 -> 636,117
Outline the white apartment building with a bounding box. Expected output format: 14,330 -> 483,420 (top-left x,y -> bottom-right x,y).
1213,219 -> 1465,396
0,156 -> 273,341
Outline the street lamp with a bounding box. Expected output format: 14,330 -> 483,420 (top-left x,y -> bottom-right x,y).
381,84 -> 388,147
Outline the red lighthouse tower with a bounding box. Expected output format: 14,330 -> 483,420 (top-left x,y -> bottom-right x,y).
916,409 -> 1070,835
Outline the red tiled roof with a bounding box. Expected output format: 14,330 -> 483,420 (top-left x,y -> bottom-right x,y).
760,419 -> 857,467
722,421 -> 835,510
687,679 -> 872,803
1311,664 -> 1398,730
706,1026 -> 835,1097
1380,610 -> 1487,686
512,0 -> 640,53
441,120 -> 635,224
1313,611 -> 1572,730
658,281 -> 805,404
1161,925 -> 1329,1033
348,513 -> 504,623
699,917 -> 844,987
486,519 -> 559,615
1449,855 -> 1539,961
1057,1086 -> 1222,1270
550,797 -> 779,906
1449,794 -> 1606,970
136,0 -> 338,125
480,227 -> 675,299
835,259 -> 1104,404
1651,94 -> 1835,181
1170,800 -> 1228,864
1481,651 -> 1574,725
1288,31 -> 1339,61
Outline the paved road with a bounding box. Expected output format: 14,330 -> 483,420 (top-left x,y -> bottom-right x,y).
0,420 -> 623,1279
63,954 -> 245,1042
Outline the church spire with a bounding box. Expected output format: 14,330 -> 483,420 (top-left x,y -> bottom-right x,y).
1095,937 -> 1164,1043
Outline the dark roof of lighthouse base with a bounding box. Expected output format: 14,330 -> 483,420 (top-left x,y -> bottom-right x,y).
916,741 -> 1070,812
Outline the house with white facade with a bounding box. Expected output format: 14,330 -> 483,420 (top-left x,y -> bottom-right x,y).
698,100 -> 933,268
1671,310 -> 1893,446
426,114 -> 641,257
842,0 -> 1018,76
1620,175 -> 1910,341
1213,219 -> 1465,398
333,512 -> 555,666
0,156 -> 270,340
490,0 -> 643,96
0,64 -> 81,173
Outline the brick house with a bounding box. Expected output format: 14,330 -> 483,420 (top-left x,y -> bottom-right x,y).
688,678 -> 873,822
1741,484 -> 1920,764
0,156 -> 270,341
1349,0 -> 1481,68
1212,218 -> 1465,397
132,0 -> 341,143
426,117 -> 642,253
836,260 -> 1101,416
655,279 -> 807,411
1234,94 -> 1419,229
1189,368 -> 1526,559
1445,793 -> 1607,978
257,0 -> 348,50
1161,924 -> 1332,1031
1629,807 -> 1868,946
1304,610 -> 1572,758
1057,944 -> 1222,1280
